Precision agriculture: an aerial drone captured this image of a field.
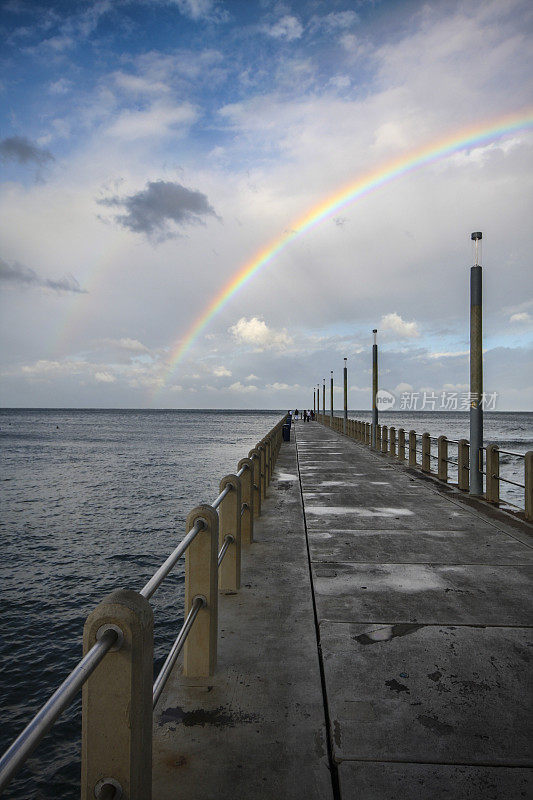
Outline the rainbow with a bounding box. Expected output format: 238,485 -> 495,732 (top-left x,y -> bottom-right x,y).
156,109 -> 533,392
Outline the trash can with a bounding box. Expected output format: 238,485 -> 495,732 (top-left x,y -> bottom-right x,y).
282,423 -> 291,442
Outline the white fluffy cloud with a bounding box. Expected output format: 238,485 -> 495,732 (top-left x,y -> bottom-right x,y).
263,15 -> 303,41
380,312 -> 420,340
229,317 -> 293,351
94,371 -> 116,383
228,381 -> 258,393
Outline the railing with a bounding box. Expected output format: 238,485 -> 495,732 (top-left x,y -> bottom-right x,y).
317,413 -> 532,521
0,415 -> 288,799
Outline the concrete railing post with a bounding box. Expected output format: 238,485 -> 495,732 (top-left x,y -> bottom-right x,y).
218,475 -> 242,594
376,425 -> 382,451
248,449 -> 262,517
82,589 -> 153,800
257,443 -> 266,501
525,452 -> 533,521
184,505 -> 219,677
422,432 -> 431,473
381,425 -> 388,454
389,427 -> 396,457
263,438 -> 270,487
366,422 -> 370,445
237,458 -> 254,544
398,428 -> 405,461
408,430 -> 417,467
485,445 -> 499,505
438,435 -> 448,482
458,439 -> 470,492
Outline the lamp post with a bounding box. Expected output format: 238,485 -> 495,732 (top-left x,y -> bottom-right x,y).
470,232 -> 483,496
330,371 -> 334,421
343,358 -> 348,434
372,329 -> 378,448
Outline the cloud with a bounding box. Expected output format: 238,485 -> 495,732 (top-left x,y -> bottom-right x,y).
112,71 -> 169,96
98,180 -> 218,238
510,312 -> 531,323
380,312 -> 420,340
101,337 -> 150,353
163,0 -> 229,23
0,136 -> 54,166
105,102 -> 197,140
229,317 -> 293,351
266,382 -> 300,391
245,373 -> 258,381
263,15 -> 303,41
94,371 -> 116,383
309,10 -> 359,33
49,78 -> 72,94
0,257 -> 86,293
213,365 -> 231,377
228,381 -> 258,393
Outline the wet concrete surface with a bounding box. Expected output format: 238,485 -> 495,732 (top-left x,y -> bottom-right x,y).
151,421 -> 532,799
297,421 -> 533,798
152,437 -> 332,800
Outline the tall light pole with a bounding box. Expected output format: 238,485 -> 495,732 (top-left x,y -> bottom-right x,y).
372,329 -> 378,448
470,232 -> 483,496
313,388 -> 316,415
322,379 -> 325,418
343,357 -> 348,434
330,371 -> 334,421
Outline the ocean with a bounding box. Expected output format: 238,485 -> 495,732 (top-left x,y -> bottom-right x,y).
0,408 -> 531,798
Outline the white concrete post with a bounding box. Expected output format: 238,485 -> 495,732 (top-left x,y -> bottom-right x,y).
408,430 -> 417,467
422,432 -> 431,473
218,475 -> 241,594
184,504 -> 219,677
389,427 -> 396,457
381,425 -> 388,454
238,458 -> 254,544
458,439 -> 470,492
485,445 -> 499,504
82,589 -> 153,800
248,448 -> 262,517
398,428 -> 405,461
438,435 -> 448,482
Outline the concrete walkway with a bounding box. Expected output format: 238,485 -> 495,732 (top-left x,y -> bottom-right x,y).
297,420 -> 532,799
152,421 -> 532,799
152,433 -> 333,799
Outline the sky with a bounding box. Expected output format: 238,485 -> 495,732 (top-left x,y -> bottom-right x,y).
0,0 -> 532,410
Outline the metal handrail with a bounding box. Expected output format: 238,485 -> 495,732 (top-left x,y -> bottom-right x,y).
0,414 -> 287,794
495,475 -> 526,489
152,596 -> 205,708
211,484 -> 231,510
0,628 -> 118,793
140,519 -> 204,600
217,535 -> 235,567
499,449 -> 526,458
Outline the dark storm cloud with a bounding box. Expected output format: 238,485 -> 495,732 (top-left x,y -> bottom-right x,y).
0,258 -> 87,293
98,180 -> 218,238
0,136 -> 54,166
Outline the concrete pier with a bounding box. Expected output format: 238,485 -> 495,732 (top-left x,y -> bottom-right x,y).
153,421 -> 532,799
